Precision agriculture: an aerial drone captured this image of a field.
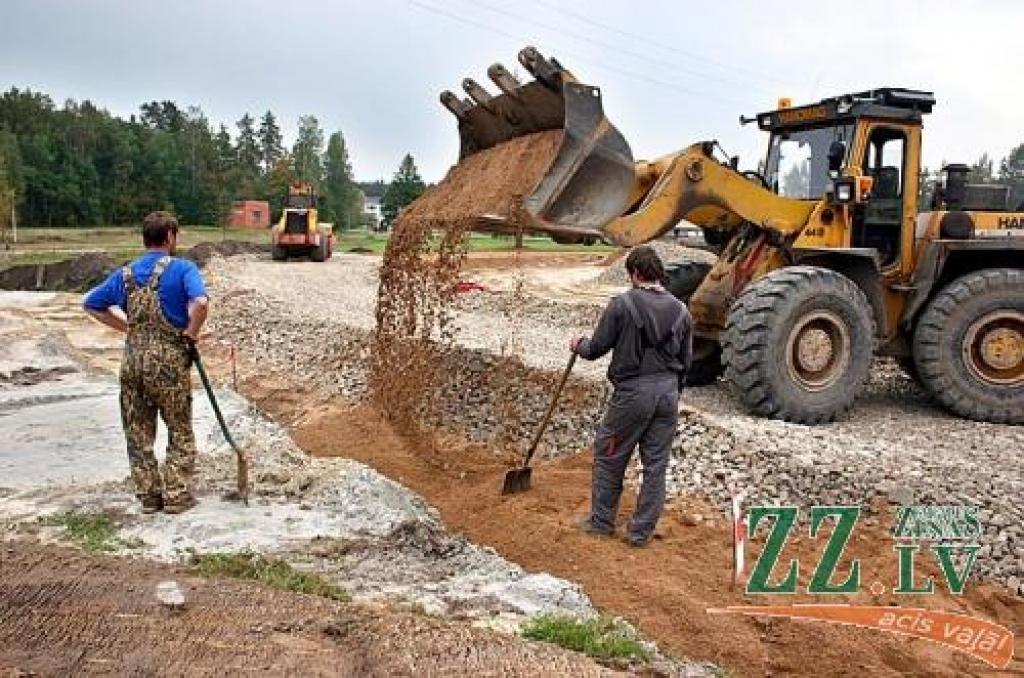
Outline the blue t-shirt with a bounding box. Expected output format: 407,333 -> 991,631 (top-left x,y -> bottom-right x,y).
83,251 -> 207,329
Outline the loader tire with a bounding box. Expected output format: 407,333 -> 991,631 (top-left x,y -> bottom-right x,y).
685,338 -> 724,386
666,260 -> 713,303
311,240 -> 327,262
271,244 -> 287,261
912,268 -> 1024,424
895,356 -> 923,387
722,266 -> 875,424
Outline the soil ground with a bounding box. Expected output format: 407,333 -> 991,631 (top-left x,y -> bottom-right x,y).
267,400 -> 1022,678
0,541 -> 618,677
2,248 -> 1021,676
214,249 -> 1023,677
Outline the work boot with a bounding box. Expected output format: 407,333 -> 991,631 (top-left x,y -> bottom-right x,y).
140,495 -> 163,515
576,517 -> 613,537
163,494 -> 197,515
627,532 -> 655,548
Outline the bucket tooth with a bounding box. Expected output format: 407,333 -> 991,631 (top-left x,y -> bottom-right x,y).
518,46 -> 566,89
434,46 -> 634,239
462,78 -> 495,112
440,90 -> 472,120
487,63 -> 522,99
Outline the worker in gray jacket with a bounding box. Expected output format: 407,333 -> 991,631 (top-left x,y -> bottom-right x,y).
570,245 -> 692,546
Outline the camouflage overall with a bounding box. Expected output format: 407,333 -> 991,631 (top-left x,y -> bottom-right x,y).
119,256 -> 197,506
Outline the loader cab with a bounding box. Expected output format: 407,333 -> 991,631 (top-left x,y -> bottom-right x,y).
756,88 -> 934,271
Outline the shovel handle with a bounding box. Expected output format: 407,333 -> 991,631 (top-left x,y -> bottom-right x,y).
187,339 -> 240,452
522,352 -> 577,468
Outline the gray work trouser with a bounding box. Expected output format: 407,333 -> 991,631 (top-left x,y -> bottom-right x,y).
590,377 -> 679,540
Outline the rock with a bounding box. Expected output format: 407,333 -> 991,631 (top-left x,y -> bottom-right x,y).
155,580 -> 186,609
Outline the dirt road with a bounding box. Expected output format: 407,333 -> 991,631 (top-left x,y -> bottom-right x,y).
0,542 -> 619,676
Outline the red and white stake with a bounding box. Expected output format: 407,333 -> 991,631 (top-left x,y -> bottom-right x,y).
731,490 -> 748,590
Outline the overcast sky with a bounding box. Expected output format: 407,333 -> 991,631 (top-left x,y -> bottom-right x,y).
4,0 -> 1023,181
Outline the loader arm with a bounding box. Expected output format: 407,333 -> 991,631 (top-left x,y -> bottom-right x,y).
598,143 -> 817,247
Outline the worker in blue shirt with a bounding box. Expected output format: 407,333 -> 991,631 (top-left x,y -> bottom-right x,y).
84,211 -> 209,515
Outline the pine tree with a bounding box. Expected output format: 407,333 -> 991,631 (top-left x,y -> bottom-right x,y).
292,115 -> 324,188
999,143 -> 1024,209
258,110 -> 283,173
265,154 -> 297,218
381,153 -> 425,226
970,153 -> 995,184
0,135 -> 16,245
322,131 -> 358,228
235,113 -> 261,196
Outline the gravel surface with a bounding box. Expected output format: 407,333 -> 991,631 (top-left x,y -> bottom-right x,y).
207,253 -> 1024,593
594,241 -> 716,286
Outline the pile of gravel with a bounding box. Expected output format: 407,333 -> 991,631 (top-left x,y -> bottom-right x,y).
594,241 -> 717,287
185,240 -> 268,268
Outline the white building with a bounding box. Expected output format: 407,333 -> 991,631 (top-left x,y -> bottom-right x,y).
363,195 -> 383,229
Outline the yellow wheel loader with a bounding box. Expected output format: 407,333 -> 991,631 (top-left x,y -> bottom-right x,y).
271,182 -> 334,262
427,47 -> 1024,424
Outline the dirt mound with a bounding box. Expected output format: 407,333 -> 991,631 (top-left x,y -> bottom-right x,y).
0,252 -> 115,292
0,241 -> 265,293
0,542 -> 618,676
184,239 -> 267,268
401,130 -> 562,226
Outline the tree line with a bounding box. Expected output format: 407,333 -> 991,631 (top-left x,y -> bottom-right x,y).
0,87 -> 427,229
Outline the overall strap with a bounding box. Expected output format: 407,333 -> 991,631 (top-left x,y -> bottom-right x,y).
620,291 -> 644,331
146,256 -> 173,290
122,265 -> 136,291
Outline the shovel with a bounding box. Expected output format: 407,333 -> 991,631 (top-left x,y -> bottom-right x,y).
502,352 -> 577,495
187,340 -> 250,505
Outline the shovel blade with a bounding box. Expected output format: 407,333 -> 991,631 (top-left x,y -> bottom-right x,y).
501,467 -> 533,495
236,446 -> 250,506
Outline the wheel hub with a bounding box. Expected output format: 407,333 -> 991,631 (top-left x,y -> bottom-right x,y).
796,328 -> 834,373
963,311 -> 1024,386
786,310 -> 851,392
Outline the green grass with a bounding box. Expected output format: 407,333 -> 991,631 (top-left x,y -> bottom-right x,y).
336,229 -> 390,253
522,615 -> 651,663
190,552 -> 349,602
44,512 -> 123,552
334,229 -> 613,254
0,225 -> 612,271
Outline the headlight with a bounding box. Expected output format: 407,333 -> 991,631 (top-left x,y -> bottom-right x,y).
833,179 -> 854,203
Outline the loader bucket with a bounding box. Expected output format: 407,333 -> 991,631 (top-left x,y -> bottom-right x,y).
438,47 -> 635,241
